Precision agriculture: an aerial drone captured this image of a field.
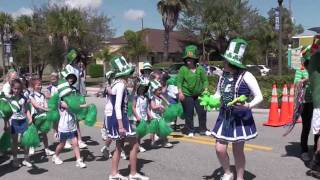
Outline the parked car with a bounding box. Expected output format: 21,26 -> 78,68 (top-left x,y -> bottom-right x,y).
246,65 -> 270,76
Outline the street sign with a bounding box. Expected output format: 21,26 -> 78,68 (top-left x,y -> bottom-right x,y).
4,43 -> 11,54
275,10 -> 280,31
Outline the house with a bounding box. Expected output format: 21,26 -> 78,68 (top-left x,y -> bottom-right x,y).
292,29 -> 318,47
105,28 -> 197,63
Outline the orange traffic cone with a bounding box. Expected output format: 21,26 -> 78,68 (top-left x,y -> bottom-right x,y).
264,84 -> 283,126
287,83 -> 295,124
279,84 -> 290,125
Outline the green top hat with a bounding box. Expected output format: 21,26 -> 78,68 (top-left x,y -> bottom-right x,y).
142,62 -> 152,70
150,80 -> 162,92
110,55 -> 135,78
60,65 -> 78,83
57,79 -> 73,98
222,38 -> 248,69
66,49 -> 78,64
182,45 -> 199,59
301,45 -> 311,61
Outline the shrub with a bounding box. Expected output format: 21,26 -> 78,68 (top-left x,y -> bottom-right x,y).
87,64 -> 103,78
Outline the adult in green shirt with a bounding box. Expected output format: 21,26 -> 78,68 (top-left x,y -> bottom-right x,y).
177,45 -> 209,137
295,45 -> 319,162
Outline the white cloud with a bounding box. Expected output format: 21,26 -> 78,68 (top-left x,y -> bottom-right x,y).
12,7 -> 33,18
51,0 -> 102,9
123,9 -> 145,21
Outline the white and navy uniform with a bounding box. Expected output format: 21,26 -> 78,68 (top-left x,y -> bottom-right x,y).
150,95 -> 163,119
58,107 -> 78,141
211,71 -> 263,142
29,91 -> 47,119
47,84 -> 58,96
106,80 -> 135,139
132,95 -> 148,121
9,95 -> 29,134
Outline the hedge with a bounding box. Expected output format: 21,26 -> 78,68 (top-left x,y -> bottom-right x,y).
208,75 -> 294,108
87,64 -> 104,78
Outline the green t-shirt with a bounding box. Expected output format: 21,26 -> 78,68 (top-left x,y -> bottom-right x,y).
176,65 -> 208,96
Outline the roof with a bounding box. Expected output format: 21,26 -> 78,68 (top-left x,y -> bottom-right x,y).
292,29 -> 317,38
107,28 -> 197,53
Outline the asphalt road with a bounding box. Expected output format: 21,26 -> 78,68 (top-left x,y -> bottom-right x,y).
0,97 -> 317,180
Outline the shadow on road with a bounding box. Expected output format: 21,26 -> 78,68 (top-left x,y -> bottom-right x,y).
119,158 -> 153,176
82,136 -> 100,146
27,165 -> 48,175
202,166 -> 256,180
0,162 -> 19,178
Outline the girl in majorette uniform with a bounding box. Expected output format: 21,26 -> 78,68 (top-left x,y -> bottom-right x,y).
211,38 -> 263,180
107,56 -> 149,180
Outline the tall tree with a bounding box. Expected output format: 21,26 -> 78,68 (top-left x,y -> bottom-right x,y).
0,13 -> 13,76
121,30 -> 148,62
157,0 -> 190,61
14,15 -> 34,74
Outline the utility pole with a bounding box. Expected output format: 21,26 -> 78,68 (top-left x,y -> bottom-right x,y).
141,18 -> 144,30
278,0 -> 283,76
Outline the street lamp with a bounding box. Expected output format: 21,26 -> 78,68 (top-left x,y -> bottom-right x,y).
278,0 -> 283,76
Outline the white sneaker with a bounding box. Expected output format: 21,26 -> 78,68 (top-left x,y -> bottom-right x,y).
29,147 -> 35,155
22,160 -> 33,168
220,173 -> 234,180
301,152 -> 311,162
45,148 -> 55,156
101,146 -> 110,159
188,133 -> 194,137
129,173 -> 149,180
11,158 -> 20,168
78,141 -> 88,149
154,134 -> 160,141
163,142 -> 173,148
64,141 -> 72,149
121,151 -> 127,160
76,159 -> 86,168
52,155 -> 63,165
139,146 -> 146,153
109,173 -> 128,180
101,128 -> 108,141
205,130 -> 212,136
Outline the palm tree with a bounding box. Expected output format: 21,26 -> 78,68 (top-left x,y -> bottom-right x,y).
0,13 -> 13,76
122,30 -> 148,62
157,0 -> 190,61
47,6 -> 84,64
15,15 -> 34,75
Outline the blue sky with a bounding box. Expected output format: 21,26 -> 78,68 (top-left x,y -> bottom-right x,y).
0,0 -> 318,37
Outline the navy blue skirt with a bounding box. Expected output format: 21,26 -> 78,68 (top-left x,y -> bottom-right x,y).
211,107 -> 257,142
107,113 -> 135,139
11,119 -> 28,134
59,131 -> 78,141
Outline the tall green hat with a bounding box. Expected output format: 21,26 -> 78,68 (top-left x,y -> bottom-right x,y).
60,64 -> 78,83
110,55 -> 135,78
66,49 -> 78,64
57,79 -> 73,98
150,80 -> 162,92
301,45 -> 311,61
222,38 -> 248,69
138,76 -> 150,87
182,45 -> 199,59
142,62 -> 152,70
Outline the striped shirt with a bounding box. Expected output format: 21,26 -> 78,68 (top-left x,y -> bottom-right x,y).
294,69 -> 312,103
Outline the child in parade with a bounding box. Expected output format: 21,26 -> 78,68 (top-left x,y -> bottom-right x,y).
2,70 -> 18,98
29,78 -> 55,156
8,79 -> 33,168
107,56 -> 149,180
132,77 -> 150,152
52,72 -> 86,168
149,80 -> 173,148
211,38 -> 263,180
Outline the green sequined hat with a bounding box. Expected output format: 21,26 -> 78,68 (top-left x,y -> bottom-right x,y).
222,38 -> 248,69
182,45 -> 199,60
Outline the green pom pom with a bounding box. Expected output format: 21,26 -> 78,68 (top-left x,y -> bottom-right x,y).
148,119 -> 159,134
47,110 -> 60,122
21,124 -> 40,148
84,104 -> 97,126
48,93 -> 59,110
34,114 -> 47,128
136,119 -> 148,138
158,118 -> 173,137
77,107 -> 88,121
127,101 -> 133,118
64,94 -> 82,114
0,132 -> 11,152
0,99 -> 13,119
39,120 -> 52,133
163,103 -> 184,122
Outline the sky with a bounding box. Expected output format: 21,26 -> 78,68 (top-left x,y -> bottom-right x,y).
0,0 -> 318,37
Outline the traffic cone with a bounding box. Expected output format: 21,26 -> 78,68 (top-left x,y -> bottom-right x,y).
264,84 -> 283,126
279,84 -> 290,125
287,83 -> 295,124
